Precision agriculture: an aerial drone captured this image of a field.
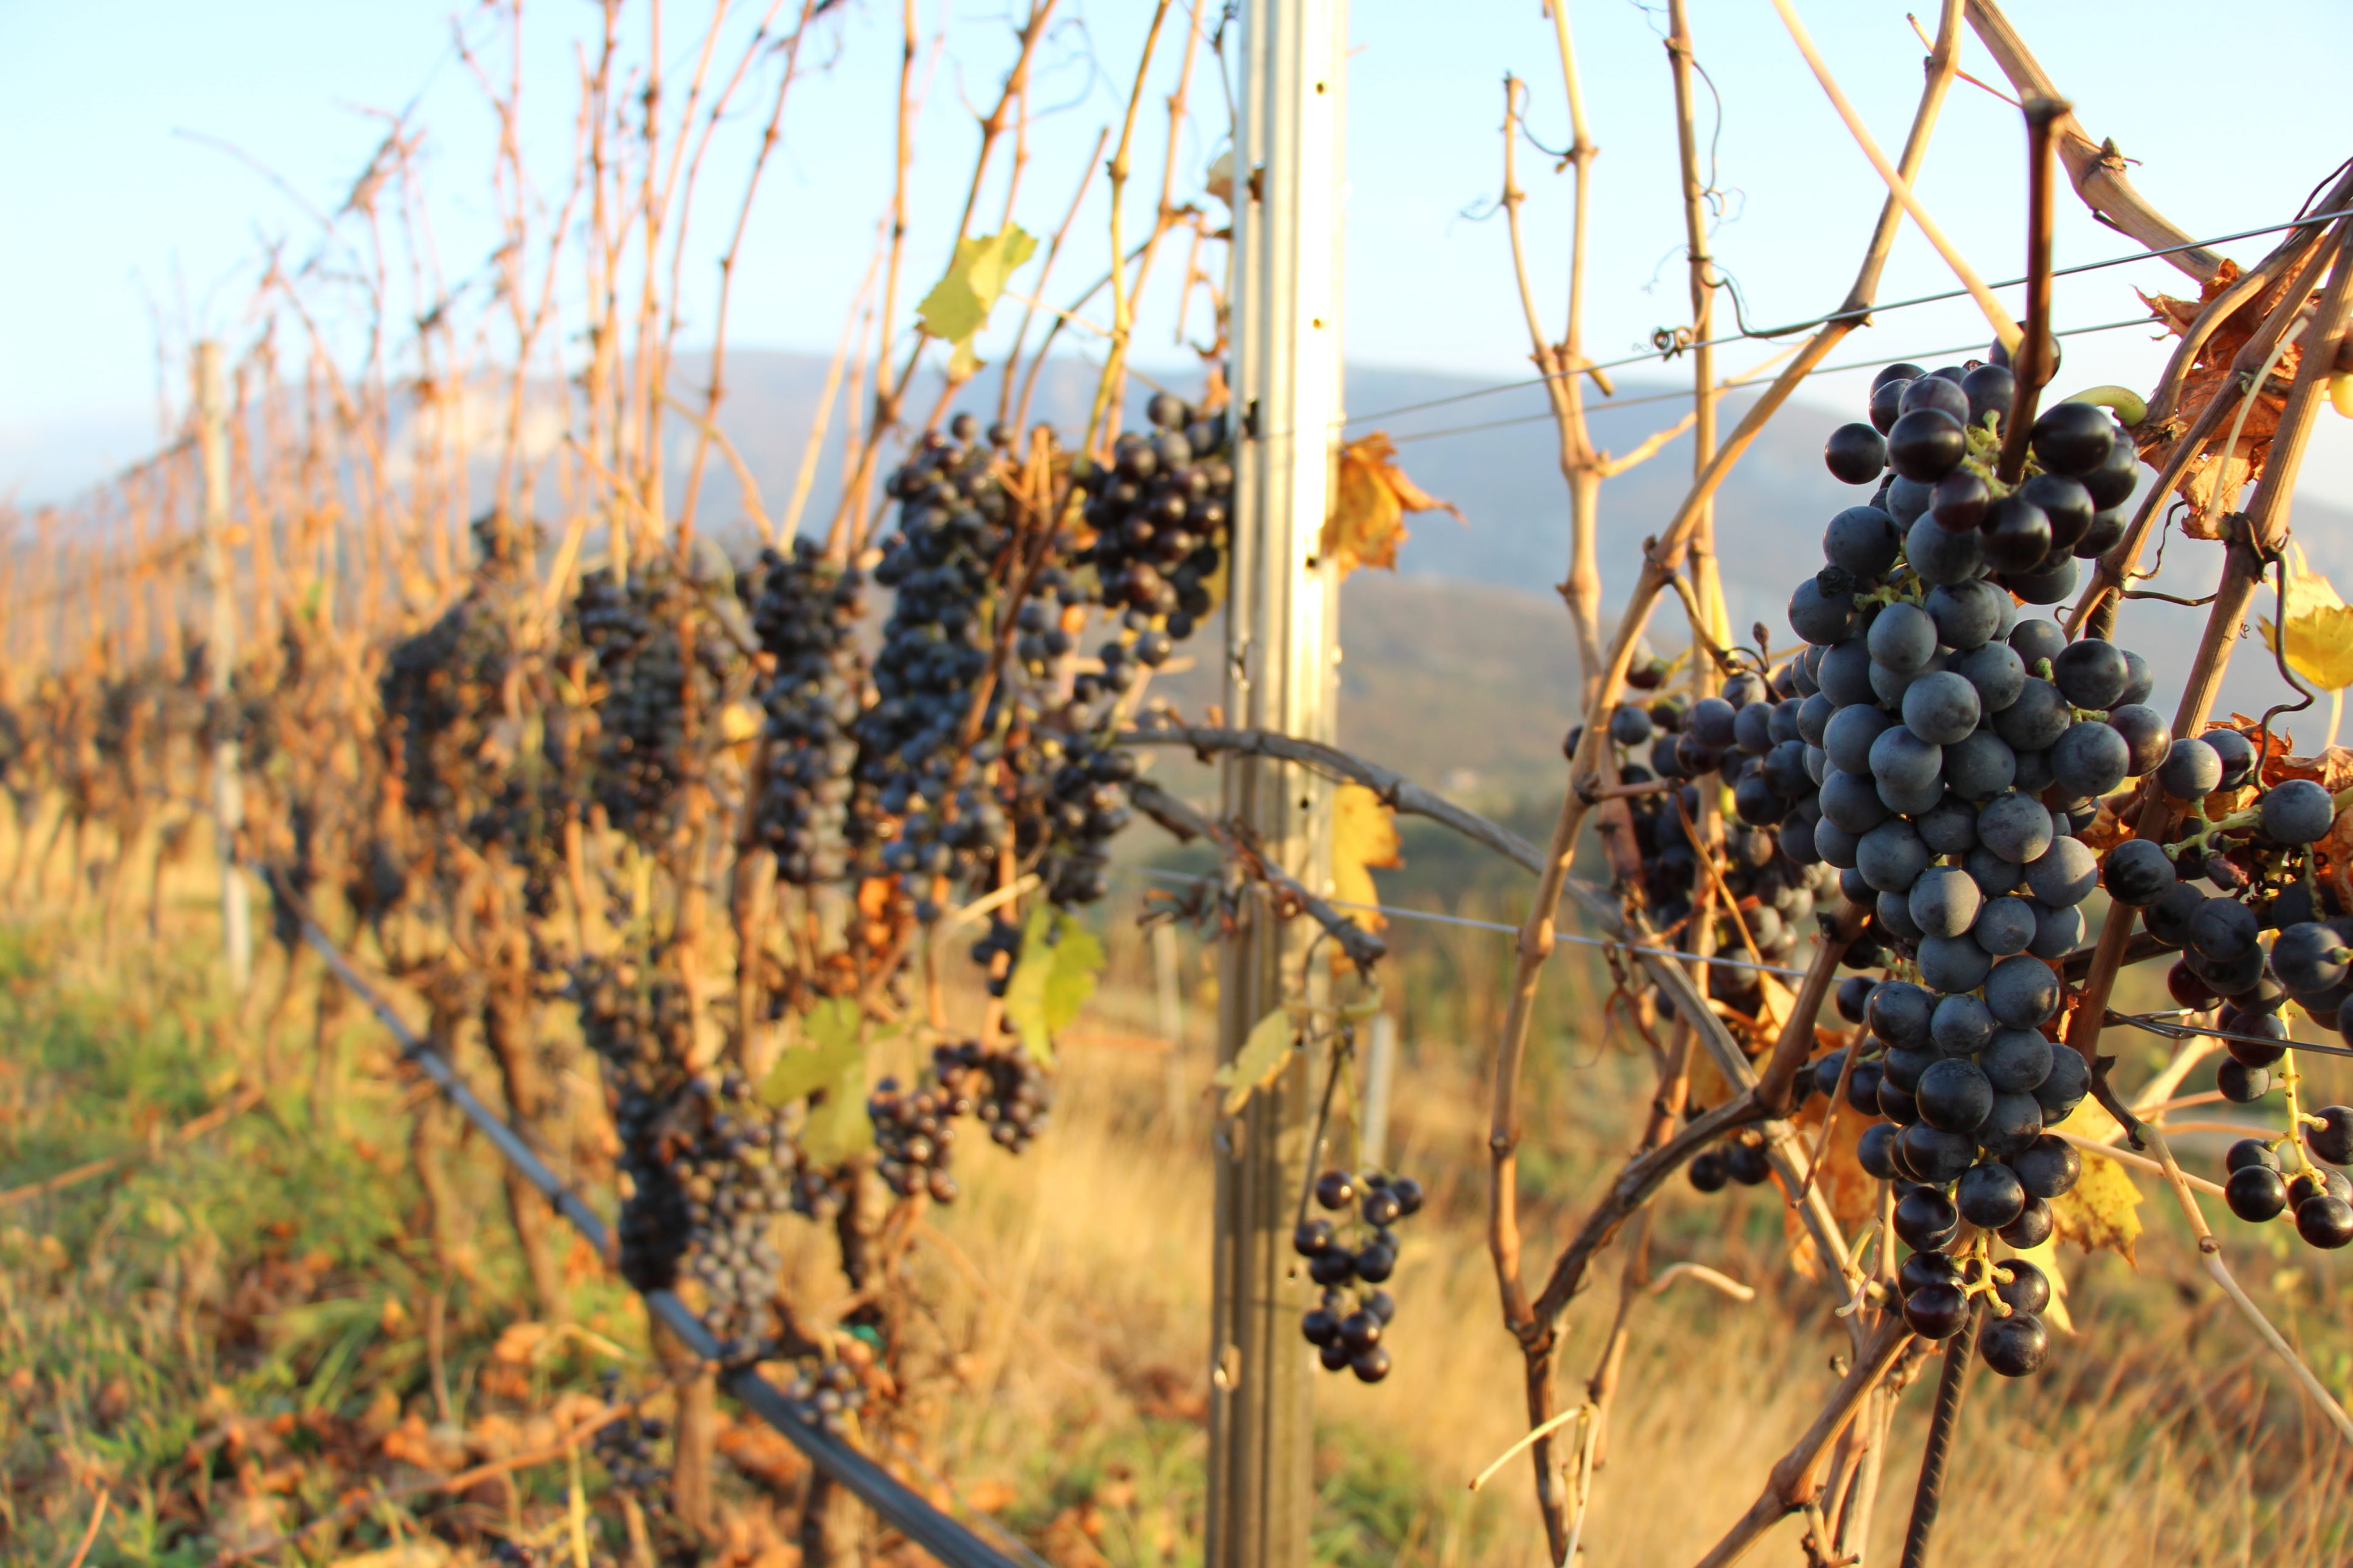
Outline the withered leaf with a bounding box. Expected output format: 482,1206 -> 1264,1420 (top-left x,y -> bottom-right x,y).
1319,432 -> 1462,579
1330,784 -> 1401,933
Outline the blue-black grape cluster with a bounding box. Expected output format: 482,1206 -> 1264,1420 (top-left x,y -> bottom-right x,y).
591,1371 -> 671,1496
574,957 -> 698,1290
857,400 -> 1228,937
1077,391 -> 1229,633
380,516 -> 543,893
1295,1169 -> 1424,1385
575,959 -> 803,1359
572,556 -> 740,849
2096,735 -> 2353,1250
1783,358 -> 2194,1376
860,418 -> 1018,888
1595,680 -> 1842,964
746,538 -> 865,884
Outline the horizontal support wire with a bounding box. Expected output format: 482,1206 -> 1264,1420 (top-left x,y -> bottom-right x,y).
1383,315 -> 2151,448
284,900 -> 1025,1568
1317,202 -> 2353,437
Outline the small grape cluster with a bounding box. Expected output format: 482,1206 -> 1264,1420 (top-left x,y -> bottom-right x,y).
2219,1118 -> 2353,1248
575,959 -> 802,1357
746,538 -> 866,885
968,1042 -> 1053,1151
1572,671 -> 1839,988
780,1357 -> 869,1437
870,1060 -> 969,1204
1294,1169 -> 1424,1385
2059,721 -> 2353,1250
1688,1131 -> 1778,1192
591,1375 -> 671,1496
868,1041 -> 1052,1201
379,515 -> 537,871
1077,392 -> 1230,632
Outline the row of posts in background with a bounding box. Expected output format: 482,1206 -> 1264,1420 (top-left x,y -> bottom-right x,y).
1152,919 -> 1399,1168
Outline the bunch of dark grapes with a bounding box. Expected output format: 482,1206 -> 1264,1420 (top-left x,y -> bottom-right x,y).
1567,665 -> 1838,1022
573,556 -> 740,847
672,1069 -> 802,1359
869,1057 -> 967,1203
1295,1169 -> 1424,1384
746,538 -> 867,884
1076,392 -> 1229,635
591,1374 -> 671,1496
575,960 -> 802,1357
1784,356 -> 2186,1377
574,958 -> 700,1290
969,1041 -> 1053,1151
2092,736 -> 2353,1250
859,419 -> 1020,898
380,516 -> 532,835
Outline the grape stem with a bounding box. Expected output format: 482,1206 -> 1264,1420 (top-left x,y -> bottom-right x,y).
1961,0 -> 2224,283
2081,1063 -> 2353,1443
1993,95 -> 2068,485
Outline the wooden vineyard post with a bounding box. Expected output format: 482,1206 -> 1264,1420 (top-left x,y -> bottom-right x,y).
194,341 -> 253,994
1209,1 -> 1347,1564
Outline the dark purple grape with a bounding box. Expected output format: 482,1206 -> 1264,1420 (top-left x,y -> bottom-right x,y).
1826,422 -> 1889,484
2030,402 -> 2116,477
1979,495 -> 2052,574
1979,1311 -> 2049,1376
1888,408 -> 1968,482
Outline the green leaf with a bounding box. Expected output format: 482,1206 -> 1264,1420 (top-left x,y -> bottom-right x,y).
758,996 -> 867,1107
1211,1008 -> 1298,1117
916,226 -> 1038,353
1001,904 -> 1105,1067
802,1077 -> 876,1166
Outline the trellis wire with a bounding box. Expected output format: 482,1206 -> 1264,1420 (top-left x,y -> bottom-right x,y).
1325,202 -> 2353,436
1382,314 -> 2151,448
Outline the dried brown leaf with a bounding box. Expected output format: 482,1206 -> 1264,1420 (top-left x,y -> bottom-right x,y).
1318,432 -> 1463,579
2137,259 -> 2313,536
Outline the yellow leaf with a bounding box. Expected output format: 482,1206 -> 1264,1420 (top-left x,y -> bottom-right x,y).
1001,904 -> 1104,1068
2256,543 -> 2353,692
1330,784 -> 1401,933
916,226 -> 1039,355
1318,432 -> 1463,580
2046,1104 -> 2144,1264
1211,1008 -> 1298,1116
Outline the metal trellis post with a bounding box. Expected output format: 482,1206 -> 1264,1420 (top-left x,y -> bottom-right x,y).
1209,0 -> 1347,1563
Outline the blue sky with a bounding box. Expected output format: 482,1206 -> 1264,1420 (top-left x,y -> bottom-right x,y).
5,0 -> 2351,504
